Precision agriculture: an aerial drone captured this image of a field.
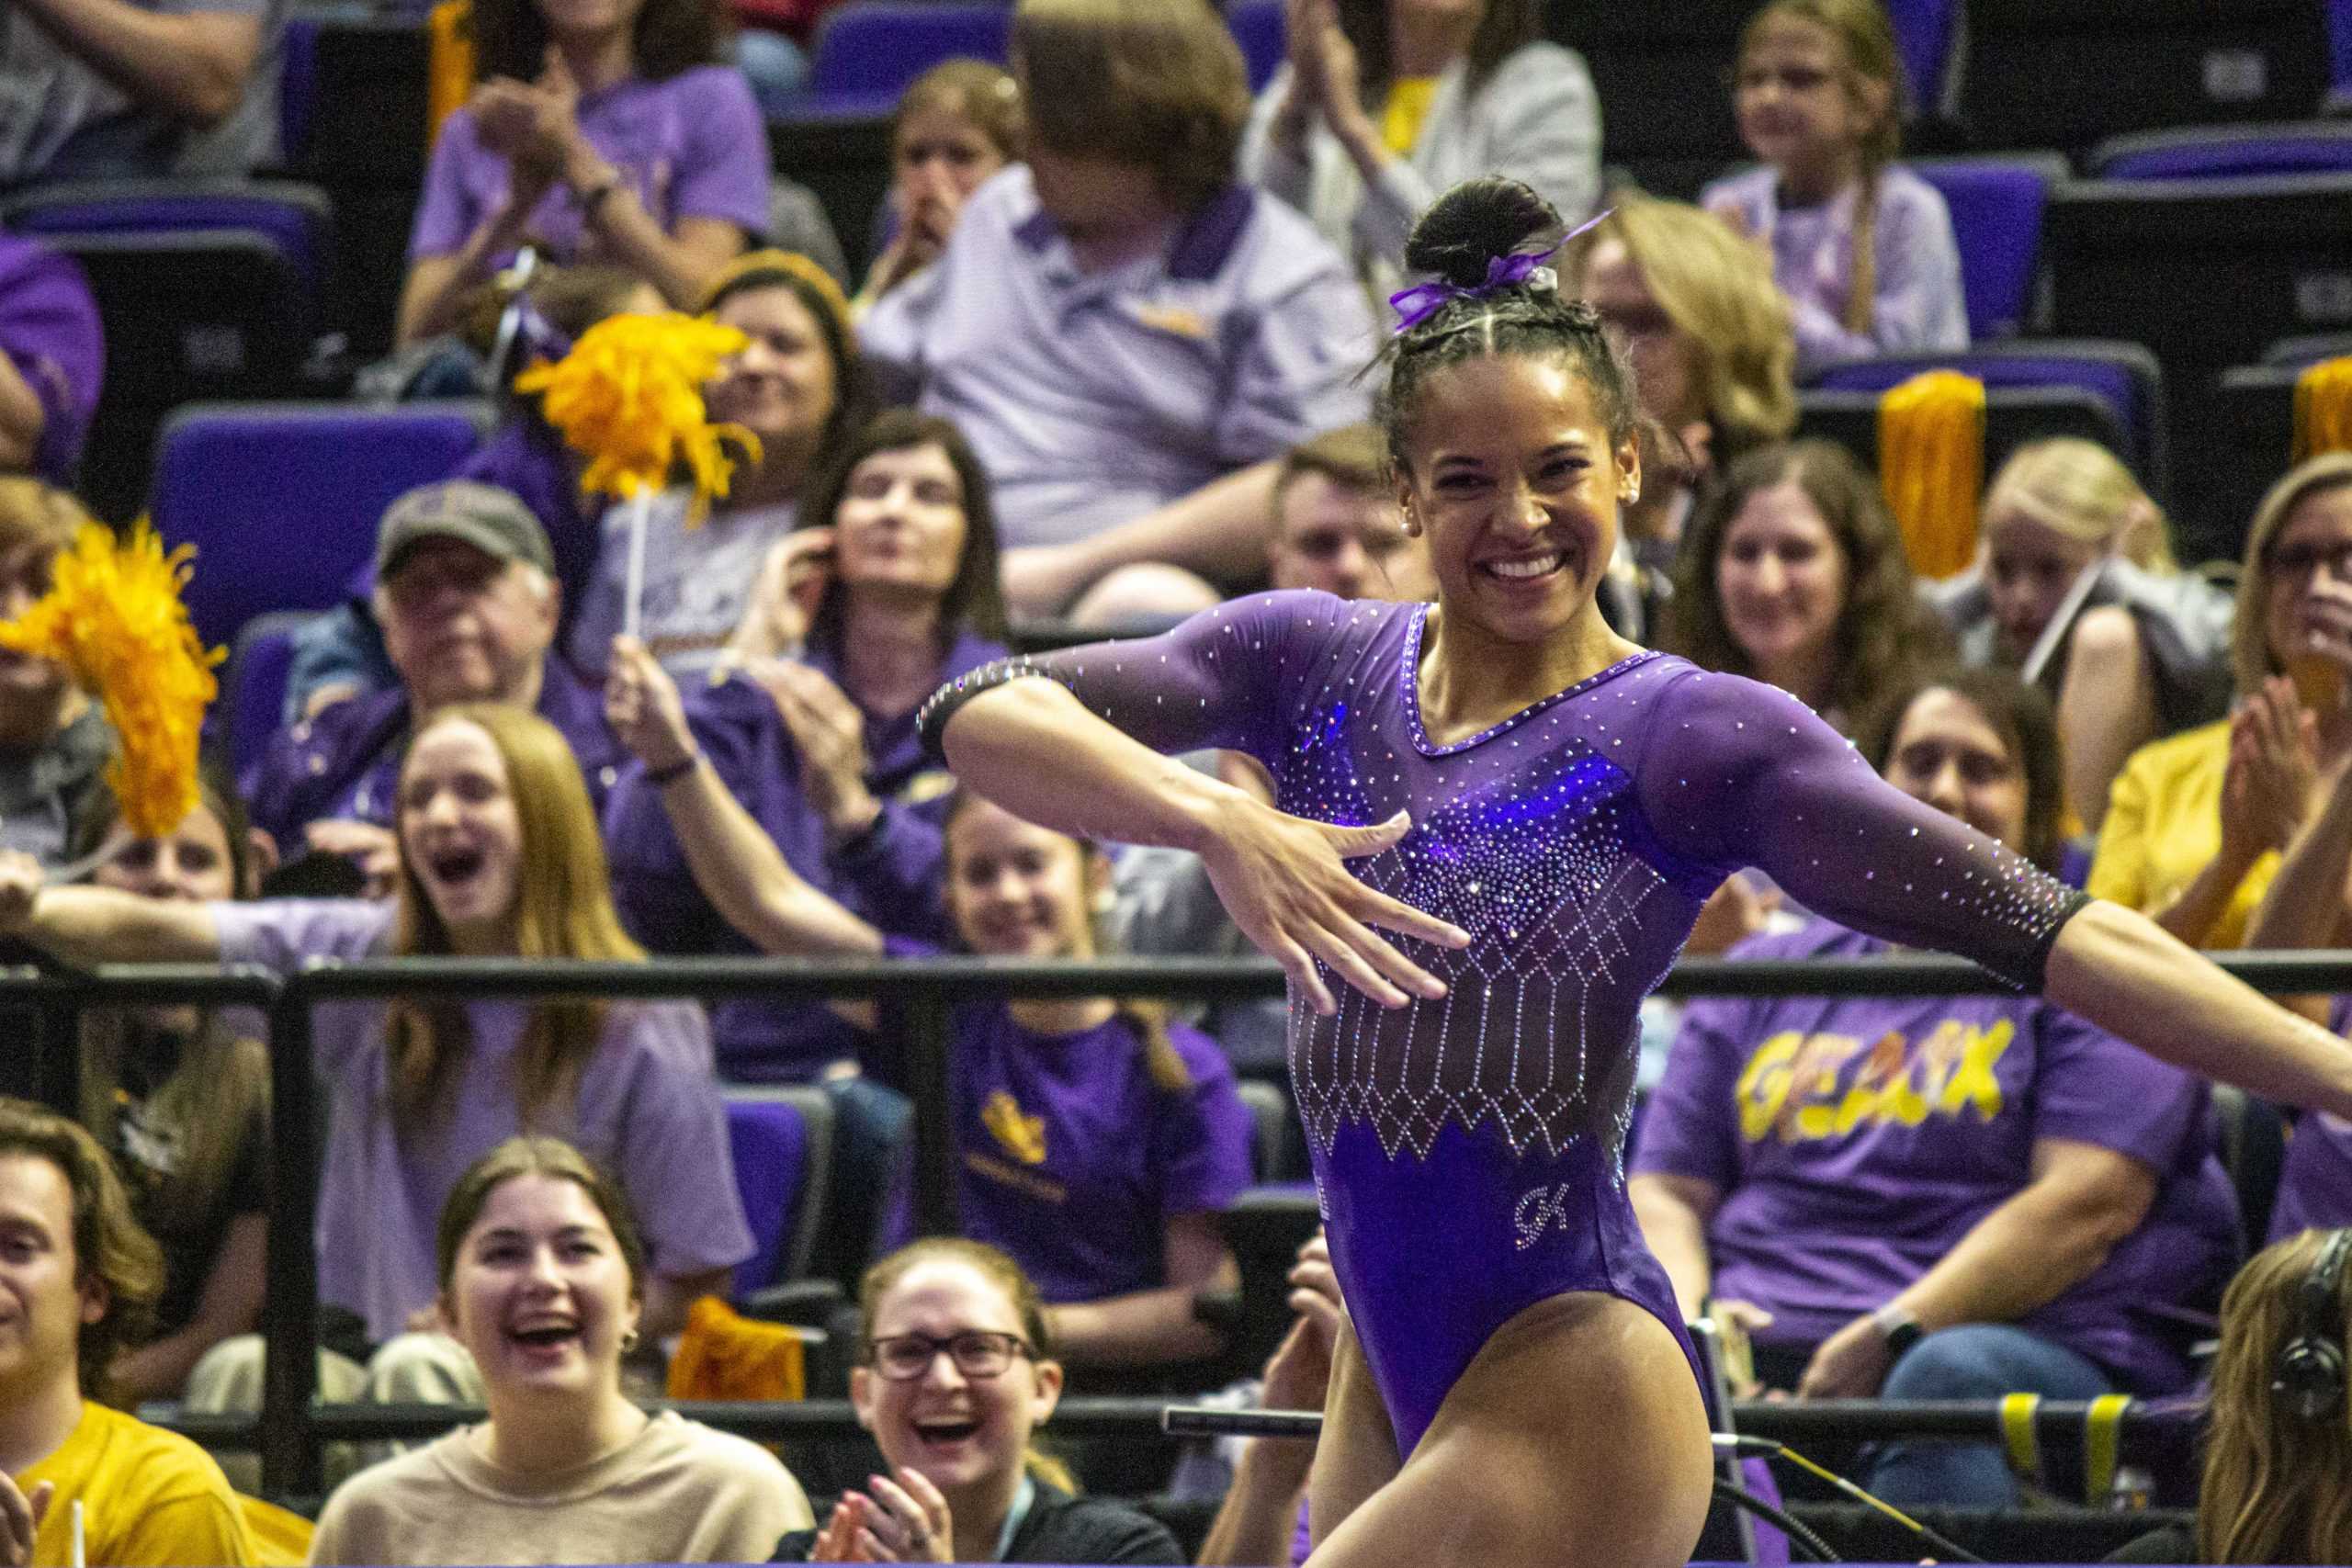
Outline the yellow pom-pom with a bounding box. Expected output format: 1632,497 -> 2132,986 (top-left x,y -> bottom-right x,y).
0,522 -> 221,838
513,310 -> 764,521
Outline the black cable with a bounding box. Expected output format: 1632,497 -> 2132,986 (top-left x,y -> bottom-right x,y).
1712,1477 -> 1840,1562
1716,1434 -> 1988,1565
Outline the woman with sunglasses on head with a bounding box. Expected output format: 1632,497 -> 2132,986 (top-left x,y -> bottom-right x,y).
312,1136 -> 812,1566
774,1238 -> 1181,1564
919,175 -> 2352,1568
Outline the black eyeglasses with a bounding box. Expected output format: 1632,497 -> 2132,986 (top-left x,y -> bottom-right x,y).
866,1331 -> 1034,1382
2265,539 -> 2352,581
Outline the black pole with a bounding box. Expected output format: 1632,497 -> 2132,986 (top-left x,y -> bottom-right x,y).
905,992 -> 957,1237
259,976 -> 322,1498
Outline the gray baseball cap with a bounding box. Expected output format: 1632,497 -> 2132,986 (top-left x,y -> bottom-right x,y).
375,480 -> 556,580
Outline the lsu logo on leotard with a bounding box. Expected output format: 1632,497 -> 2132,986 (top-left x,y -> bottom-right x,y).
1513,1181 -> 1578,1251
1734,1020 -> 2015,1144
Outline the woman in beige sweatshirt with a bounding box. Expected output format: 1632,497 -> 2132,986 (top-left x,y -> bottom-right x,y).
309,1137 -> 813,1565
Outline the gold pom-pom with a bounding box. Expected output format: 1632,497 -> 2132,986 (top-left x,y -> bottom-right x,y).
0,522 -> 221,838
513,310 -> 764,521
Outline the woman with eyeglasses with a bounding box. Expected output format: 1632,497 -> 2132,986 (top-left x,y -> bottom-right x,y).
2089,455 -> 2352,950
773,1238 -> 1183,1563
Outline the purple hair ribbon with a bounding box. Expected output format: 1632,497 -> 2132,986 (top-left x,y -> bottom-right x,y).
1386,207 -> 1614,334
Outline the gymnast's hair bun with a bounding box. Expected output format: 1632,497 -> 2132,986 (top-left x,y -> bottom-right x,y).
1404,177 -> 1563,291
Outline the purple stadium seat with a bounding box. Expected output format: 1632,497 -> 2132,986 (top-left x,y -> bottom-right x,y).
1911,153 -> 2067,341
2333,0 -> 2352,107
277,15 -> 321,169
221,611 -> 311,784
725,1087 -> 833,1293
1806,340 -> 2166,496
2092,121 -> 2352,180
803,1 -> 1012,119
1227,0 -> 1285,93
1884,0 -> 1958,111
0,179 -> 332,299
151,400 -> 492,649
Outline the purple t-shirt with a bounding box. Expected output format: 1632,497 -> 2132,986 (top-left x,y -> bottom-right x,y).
1636,918 -> 2237,1393
2271,997 -> 2352,1240
211,897 -> 752,1343
408,66 -> 770,265
867,960 -> 1255,1303
0,234 -> 101,485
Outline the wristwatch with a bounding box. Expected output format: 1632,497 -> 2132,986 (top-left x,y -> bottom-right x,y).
1871,1303 -> 1925,1359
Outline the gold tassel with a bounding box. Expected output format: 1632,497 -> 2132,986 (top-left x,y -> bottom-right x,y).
514,310 -> 764,523
1877,370 -> 1985,581
0,523 -> 220,838
2292,355 -> 2352,464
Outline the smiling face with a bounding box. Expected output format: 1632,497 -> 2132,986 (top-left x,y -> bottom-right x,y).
706,285 -> 840,465
444,1172 -> 639,1404
831,442 -> 968,608
2260,483 -> 2352,674
851,1257 -> 1061,1495
1733,13 -> 1880,190
944,800 -> 1102,962
1395,355 -> 1638,647
1880,687 -> 2030,854
1716,477 -> 1849,677
0,1153 -> 102,1405
399,718 -> 526,950
1982,510 -> 2099,660
93,802 -> 239,904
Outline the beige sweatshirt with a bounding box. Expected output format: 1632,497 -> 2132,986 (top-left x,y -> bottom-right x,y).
309,1410 -> 813,1566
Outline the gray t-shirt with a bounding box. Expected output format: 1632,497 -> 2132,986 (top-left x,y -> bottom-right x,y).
0,0 -> 281,184
567,490 -> 797,683
211,897 -> 752,1343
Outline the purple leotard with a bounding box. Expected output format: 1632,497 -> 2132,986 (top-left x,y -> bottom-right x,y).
921,591 -> 2087,1458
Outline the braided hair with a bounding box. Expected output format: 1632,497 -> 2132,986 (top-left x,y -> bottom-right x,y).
1377,178 -> 1642,476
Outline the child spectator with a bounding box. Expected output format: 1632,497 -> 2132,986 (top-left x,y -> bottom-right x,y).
398,0 -> 766,344
1631,668 -> 2240,1508
1702,0 -> 1965,378
310,1137 -> 810,1566
604,411 -> 1010,1081
68,777 -> 273,1405
248,481 -> 624,892
1662,438 -> 1951,733
775,1239 -> 1182,1562
0,705 -> 752,1367
605,648 -> 1252,1368
1932,438 -> 2233,834
855,62 -> 1025,319
2089,455 -> 2352,949
0,479 -> 110,872
569,252 -> 875,683
0,1099 -> 254,1567
861,0 -> 1376,622
1239,0 -> 1598,302
2109,1230 -> 2352,1564
0,236 -> 100,489
0,0 -> 277,185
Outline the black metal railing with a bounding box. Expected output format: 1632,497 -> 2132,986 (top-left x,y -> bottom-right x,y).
12,947 -> 2344,1497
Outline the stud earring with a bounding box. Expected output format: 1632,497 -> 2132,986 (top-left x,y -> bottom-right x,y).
620,1326 -> 641,1354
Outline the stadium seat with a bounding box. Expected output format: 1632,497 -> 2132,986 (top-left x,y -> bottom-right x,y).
1217,1183 -> 1320,1375
1227,0 -> 1285,93
2210,1085 -> 2288,1246
2264,330 -> 2352,367
276,13 -> 322,170
1544,0 -> 1750,200
2091,120 -> 2352,179
1910,153 -> 2069,340
1795,384 -> 2135,513
1806,341 -> 2166,497
725,1087 -> 837,1294
2207,361 -> 2309,558
1233,1077 -> 1298,1183
804,2 -> 1012,118
2335,0 -> 2352,108
1884,0 -> 1960,112
1951,0 -> 2328,157
150,400 -> 492,649
0,178 -> 333,299
219,611 -> 314,784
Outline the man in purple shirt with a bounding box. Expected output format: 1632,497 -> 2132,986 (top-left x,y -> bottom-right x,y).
0,233 -> 99,487
860,0 -> 1374,623
245,480 -> 624,884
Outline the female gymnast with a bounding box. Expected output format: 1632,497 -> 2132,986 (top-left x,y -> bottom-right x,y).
918,177 -> 2352,1568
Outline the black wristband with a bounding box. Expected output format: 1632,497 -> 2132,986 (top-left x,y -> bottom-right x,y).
647,752 -> 700,787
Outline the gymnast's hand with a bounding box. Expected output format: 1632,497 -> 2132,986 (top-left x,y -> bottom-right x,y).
1196,797 -> 1469,1015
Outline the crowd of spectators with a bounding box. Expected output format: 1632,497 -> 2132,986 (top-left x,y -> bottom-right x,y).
5,0 -> 2352,1562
